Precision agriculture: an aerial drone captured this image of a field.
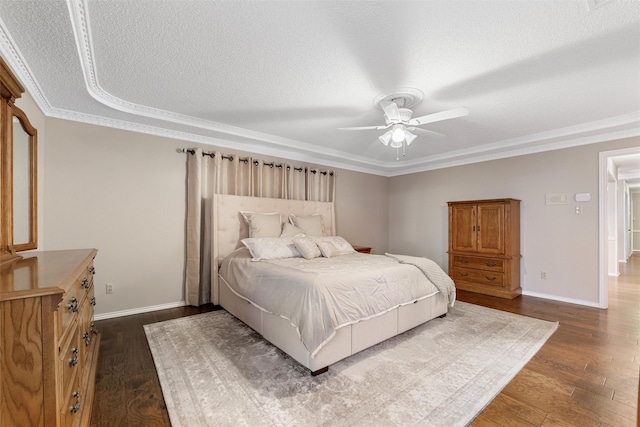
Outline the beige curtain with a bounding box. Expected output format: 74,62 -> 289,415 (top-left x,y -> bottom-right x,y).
184,148 -> 336,306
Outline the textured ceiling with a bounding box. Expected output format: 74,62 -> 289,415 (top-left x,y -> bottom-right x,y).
0,0 -> 639,176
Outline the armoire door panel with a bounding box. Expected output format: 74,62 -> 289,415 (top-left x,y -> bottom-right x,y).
451,204 -> 477,252
477,203 -> 505,254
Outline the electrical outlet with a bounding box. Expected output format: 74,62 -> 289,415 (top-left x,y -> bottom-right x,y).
540,271 -> 547,280
105,283 -> 114,294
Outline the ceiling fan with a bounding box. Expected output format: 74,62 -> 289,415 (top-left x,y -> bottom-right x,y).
339,88 -> 469,160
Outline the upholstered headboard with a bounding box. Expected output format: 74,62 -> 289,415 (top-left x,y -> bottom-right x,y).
211,194 -> 335,304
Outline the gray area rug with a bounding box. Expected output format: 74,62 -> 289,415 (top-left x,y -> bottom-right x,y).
144,301 -> 558,426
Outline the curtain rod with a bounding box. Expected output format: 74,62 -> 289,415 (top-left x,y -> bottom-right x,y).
176,148 -> 334,176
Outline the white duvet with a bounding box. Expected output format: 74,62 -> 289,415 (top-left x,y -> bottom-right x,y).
219,248 -> 454,355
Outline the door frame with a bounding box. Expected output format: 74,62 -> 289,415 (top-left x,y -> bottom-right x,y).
598,146 -> 640,309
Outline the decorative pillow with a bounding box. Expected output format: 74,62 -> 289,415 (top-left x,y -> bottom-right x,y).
280,222 -> 304,238
292,235 -> 322,259
240,211 -> 282,238
289,214 -> 325,236
313,236 -> 356,255
315,240 -> 341,258
241,237 -> 300,261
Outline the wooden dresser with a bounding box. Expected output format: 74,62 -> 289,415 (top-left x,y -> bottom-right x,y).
448,199 -> 521,299
0,249 -> 100,427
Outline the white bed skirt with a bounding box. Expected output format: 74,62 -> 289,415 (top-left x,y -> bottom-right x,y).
219,276 -> 448,373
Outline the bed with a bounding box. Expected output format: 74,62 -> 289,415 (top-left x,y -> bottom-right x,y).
212,194 -> 454,375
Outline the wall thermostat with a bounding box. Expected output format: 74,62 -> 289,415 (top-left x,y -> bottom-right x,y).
575,193 -> 591,202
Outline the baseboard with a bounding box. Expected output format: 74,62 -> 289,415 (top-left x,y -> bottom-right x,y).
94,301 -> 187,321
521,290 -> 601,308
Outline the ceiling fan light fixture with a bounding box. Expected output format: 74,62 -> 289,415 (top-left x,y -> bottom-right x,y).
390,139 -> 403,149
391,124 -> 405,143
341,89 -> 469,160
378,130 -> 392,146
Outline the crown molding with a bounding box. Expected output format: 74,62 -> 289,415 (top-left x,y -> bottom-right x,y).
0,4 -> 638,178
0,18 -> 54,112
388,127 -> 640,177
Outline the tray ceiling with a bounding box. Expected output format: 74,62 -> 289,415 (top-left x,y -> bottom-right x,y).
0,0 -> 638,176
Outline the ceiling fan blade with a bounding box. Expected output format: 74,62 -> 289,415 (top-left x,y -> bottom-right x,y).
406,127 -> 445,137
338,124 -> 390,131
379,101 -> 401,122
408,107 -> 469,126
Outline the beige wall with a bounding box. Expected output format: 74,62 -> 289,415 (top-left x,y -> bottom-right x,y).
39,118 -> 389,316
389,136 -> 640,305
335,169 -> 388,253
14,89 -> 639,313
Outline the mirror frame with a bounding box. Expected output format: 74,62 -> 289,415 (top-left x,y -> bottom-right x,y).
0,55 -> 37,264
10,106 -> 37,252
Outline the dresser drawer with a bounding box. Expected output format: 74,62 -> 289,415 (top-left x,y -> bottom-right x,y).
59,322 -> 80,400
452,255 -> 503,272
452,268 -> 504,287
79,285 -> 96,366
60,290 -> 82,335
61,375 -> 82,427
76,272 -> 91,295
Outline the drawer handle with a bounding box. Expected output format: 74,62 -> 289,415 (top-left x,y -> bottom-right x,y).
485,276 -> 497,281
459,259 -> 469,264
90,296 -> 97,306
81,278 -> 90,289
485,262 -> 497,267
83,332 -> 91,347
69,391 -> 80,413
68,347 -> 79,367
89,266 -> 96,275
459,271 -> 469,277
91,322 -> 98,335
67,297 -> 79,313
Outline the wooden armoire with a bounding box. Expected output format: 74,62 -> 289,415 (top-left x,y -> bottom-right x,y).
447,198 -> 521,299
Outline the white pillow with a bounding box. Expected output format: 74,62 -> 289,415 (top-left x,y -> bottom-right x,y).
240,211 -> 282,238
289,214 -> 325,236
292,235 -> 322,259
313,236 -> 356,256
280,222 -> 304,237
241,237 -> 301,261
315,240 -> 341,258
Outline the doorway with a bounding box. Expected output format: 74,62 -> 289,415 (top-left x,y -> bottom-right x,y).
599,146 -> 640,309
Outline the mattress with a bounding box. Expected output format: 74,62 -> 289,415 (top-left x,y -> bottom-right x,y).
219,249 -> 449,355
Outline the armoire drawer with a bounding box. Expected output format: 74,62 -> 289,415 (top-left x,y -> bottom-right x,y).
452,255 -> 503,272
452,268 -> 504,287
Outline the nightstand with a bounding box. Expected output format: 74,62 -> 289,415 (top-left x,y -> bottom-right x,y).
352,245 -> 372,254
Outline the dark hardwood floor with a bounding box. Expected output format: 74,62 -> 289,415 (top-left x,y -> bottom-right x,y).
90,256 -> 639,426
89,304 -> 217,427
